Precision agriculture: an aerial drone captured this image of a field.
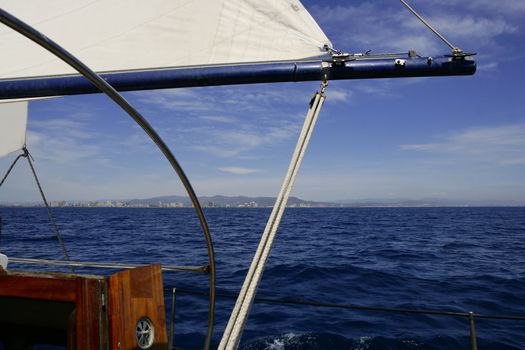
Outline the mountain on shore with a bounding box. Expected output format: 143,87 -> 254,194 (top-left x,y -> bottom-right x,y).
127,195 -> 336,208
334,198 -> 525,207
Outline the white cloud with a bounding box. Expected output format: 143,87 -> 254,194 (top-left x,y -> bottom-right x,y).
133,86 -> 313,158
136,85 -> 311,114
27,130 -> 103,163
420,14 -> 517,41
30,118 -> 97,140
218,167 -> 260,175
26,116 -> 107,163
440,0 -> 525,16
477,62 -> 498,71
400,123 -> 525,165
310,2 -> 521,57
311,4 -> 439,53
499,158 -> 525,165
326,88 -> 351,103
191,145 -> 240,158
199,115 -> 237,123
117,132 -> 157,155
186,121 -> 300,158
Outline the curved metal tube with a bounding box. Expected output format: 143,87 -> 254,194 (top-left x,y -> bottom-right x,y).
0,8 -> 216,349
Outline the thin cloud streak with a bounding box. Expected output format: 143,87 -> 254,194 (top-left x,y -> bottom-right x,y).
326,88 -> 352,103
134,86 -> 310,159
440,0 -> 525,16
218,167 -> 260,175
310,1 -> 522,58
27,116 -> 106,163
401,123 -> 525,165
432,15 -> 516,38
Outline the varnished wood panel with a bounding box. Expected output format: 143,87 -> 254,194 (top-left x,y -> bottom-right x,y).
0,273 -> 78,302
0,271 -> 107,349
0,267 -> 166,349
75,278 -> 107,350
108,264 -> 168,350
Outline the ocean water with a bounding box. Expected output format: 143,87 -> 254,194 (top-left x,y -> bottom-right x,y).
0,207 -> 524,349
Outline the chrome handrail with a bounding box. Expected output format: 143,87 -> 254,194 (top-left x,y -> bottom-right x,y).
9,257 -> 209,274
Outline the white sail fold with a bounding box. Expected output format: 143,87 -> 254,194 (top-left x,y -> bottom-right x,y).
0,0 -> 331,81
0,101 -> 28,157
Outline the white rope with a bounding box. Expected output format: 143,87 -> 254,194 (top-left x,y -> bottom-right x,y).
219,82 -> 327,350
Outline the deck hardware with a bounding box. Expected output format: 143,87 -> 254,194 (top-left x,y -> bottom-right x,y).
136,317 -> 155,349
0,253 -> 7,270
324,44 -> 351,63
469,312 -> 478,350
101,288 -> 106,307
395,59 -> 407,67
168,288 -> 177,350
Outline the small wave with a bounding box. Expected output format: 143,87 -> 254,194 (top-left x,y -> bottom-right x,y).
240,332 -> 353,350
240,333 -> 435,350
16,235 -> 57,243
240,333 -> 523,350
242,333 -> 525,350
441,241 -> 480,250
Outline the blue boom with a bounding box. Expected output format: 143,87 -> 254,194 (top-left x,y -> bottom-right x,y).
0,54 -> 475,100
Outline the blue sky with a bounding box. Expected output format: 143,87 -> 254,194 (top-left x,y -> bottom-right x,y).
1,0 -> 525,203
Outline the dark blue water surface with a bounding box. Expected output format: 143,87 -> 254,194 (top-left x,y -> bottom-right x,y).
0,207 -> 524,349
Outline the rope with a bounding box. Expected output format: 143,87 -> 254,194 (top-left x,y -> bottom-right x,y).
219,82 -> 327,350
1,152 -> 27,246
399,0 -> 462,55
23,147 -> 73,271
0,153 -> 25,188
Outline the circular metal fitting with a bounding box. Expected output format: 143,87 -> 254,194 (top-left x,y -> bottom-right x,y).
136,317 -> 155,349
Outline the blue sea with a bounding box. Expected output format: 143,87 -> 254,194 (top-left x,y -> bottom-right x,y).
0,207 -> 524,349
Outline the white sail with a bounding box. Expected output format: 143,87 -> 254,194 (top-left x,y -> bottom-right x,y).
0,0 -> 331,81
0,101 -> 28,157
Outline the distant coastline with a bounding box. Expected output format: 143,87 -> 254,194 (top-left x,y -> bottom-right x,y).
0,195 -> 334,209
1,195 -> 524,208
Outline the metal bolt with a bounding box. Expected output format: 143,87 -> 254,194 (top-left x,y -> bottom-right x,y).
395,59 -> 407,67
